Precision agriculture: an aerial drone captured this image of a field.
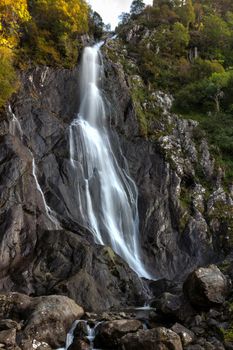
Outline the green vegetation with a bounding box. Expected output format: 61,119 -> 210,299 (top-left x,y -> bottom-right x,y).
117,0 -> 233,179
23,0 -> 89,67
0,47 -> 18,107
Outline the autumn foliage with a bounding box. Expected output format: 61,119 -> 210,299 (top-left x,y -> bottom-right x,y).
0,0 -> 89,107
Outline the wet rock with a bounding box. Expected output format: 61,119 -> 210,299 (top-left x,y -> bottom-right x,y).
171,323 -> 194,346
73,321 -> 89,339
120,327 -> 183,350
184,265 -> 229,308
94,319 -> 143,348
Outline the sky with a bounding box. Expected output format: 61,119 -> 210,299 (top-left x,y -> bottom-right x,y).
88,0 -> 153,29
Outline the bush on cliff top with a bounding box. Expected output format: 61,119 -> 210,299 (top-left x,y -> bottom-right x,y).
116,0 -> 233,179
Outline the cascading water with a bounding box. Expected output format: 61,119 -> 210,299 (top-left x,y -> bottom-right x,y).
69,44 -> 151,279
32,158 -> 60,229
8,104 -> 23,138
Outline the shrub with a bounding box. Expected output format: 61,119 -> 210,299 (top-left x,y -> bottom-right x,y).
0,47 -> 18,108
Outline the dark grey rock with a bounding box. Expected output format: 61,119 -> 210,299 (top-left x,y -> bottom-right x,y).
171,323 -> 195,346
184,265 -> 229,309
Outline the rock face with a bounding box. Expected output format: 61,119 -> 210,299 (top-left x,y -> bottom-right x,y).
3,228 -> 146,311
103,38 -> 233,280
0,35 -> 233,315
0,292 -> 84,349
0,65 -> 148,311
183,265 -> 229,308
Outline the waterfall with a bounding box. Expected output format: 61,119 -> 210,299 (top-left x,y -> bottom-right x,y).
69,44 -> 151,279
8,104 -> 23,138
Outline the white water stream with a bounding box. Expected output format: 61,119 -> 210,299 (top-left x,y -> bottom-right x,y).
8,104 -> 23,138
69,44 -> 151,279
8,103 -> 60,229
32,158 -> 60,229
57,320 -> 102,350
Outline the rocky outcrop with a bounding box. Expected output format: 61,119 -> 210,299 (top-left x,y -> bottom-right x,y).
4,229 -> 147,311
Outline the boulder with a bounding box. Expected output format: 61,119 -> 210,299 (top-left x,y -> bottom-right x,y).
0,293 -> 31,320
94,319 -> 143,348
184,265 -> 229,308
171,323 -> 194,346
120,327 -> 183,350
21,295 -> 84,348
0,293 -> 84,349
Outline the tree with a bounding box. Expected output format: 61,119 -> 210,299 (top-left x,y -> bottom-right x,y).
202,14 -> 231,51
171,22 -> 190,54
104,23 -> 111,32
177,0 -> 195,28
0,47 -> 18,107
207,71 -> 233,112
175,70 -> 233,112
130,0 -> 145,16
89,11 -> 104,38
0,0 -> 31,47
25,0 -> 89,66
118,12 -> 131,25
